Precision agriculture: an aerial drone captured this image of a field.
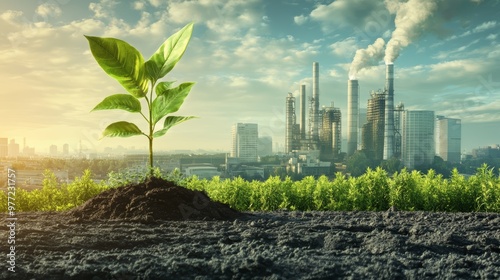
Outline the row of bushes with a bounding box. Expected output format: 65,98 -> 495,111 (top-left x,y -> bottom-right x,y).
184,165 -> 500,212
1,165 -> 499,212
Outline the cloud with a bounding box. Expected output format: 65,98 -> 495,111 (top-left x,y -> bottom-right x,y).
148,0 -> 162,8
166,0 -> 263,38
89,0 -> 117,19
310,0 -> 389,32
1,10 -> 24,25
294,15 -> 308,25
329,37 -> 358,57
35,3 -> 62,18
473,21 -> 497,33
433,39 -> 480,60
133,1 -> 145,10
486,34 -> 497,40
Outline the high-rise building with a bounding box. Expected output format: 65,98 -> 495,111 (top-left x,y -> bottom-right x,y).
361,90 -> 386,161
285,92 -> 301,153
63,143 -> 69,155
258,136 -> 273,157
320,104 -> 342,160
311,62 -> 320,142
8,139 -> 19,157
49,145 -> 58,156
231,123 -> 258,162
0,138 -> 8,158
435,116 -> 461,163
347,79 -> 359,157
402,110 -> 435,169
394,103 -> 405,159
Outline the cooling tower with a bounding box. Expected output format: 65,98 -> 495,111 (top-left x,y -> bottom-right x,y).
383,63 -> 395,160
299,84 -> 306,139
347,79 -> 359,157
311,62 -> 320,141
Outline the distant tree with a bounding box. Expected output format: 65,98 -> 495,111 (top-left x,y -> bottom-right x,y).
380,158 -> 403,175
346,151 -> 374,177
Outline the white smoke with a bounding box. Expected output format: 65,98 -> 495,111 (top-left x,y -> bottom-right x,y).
384,0 -> 438,63
384,0 -> 483,63
349,38 -> 386,79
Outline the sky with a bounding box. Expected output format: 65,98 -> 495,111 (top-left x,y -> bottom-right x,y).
0,0 -> 499,154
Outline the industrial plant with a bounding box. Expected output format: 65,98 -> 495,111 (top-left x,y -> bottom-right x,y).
285,63 -> 342,160
283,61 -> 462,174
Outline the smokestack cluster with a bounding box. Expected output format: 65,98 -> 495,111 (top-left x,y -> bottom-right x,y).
342,0 -> 481,159
347,79 -> 359,157
383,63 -> 395,159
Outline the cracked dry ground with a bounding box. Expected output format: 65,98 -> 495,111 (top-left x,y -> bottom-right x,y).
2,210 -> 500,279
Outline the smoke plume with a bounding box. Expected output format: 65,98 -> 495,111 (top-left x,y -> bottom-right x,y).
384,0 -> 483,63
384,0 -> 438,63
349,38 -> 385,79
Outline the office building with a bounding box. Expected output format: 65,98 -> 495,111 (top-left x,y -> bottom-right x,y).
320,104 -> 342,160
258,136 -> 273,157
361,90 -> 386,161
8,139 -> 19,157
231,123 -> 258,162
402,110 -> 435,169
435,116 -> 461,163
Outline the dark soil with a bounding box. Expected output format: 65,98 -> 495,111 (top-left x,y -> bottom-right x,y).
2,180 -> 500,279
68,177 -> 243,222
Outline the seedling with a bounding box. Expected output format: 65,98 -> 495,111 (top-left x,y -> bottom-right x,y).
86,23 -> 196,176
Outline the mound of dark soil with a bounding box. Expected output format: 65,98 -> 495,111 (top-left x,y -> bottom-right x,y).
68,177 -> 243,221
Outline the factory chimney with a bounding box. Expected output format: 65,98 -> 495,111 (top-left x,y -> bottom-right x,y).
299,84 -> 306,140
285,92 -> 295,154
383,63 -> 395,160
347,79 -> 359,157
311,62 -> 320,142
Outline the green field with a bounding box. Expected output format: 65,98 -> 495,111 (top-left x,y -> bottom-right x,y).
2,165 -> 500,213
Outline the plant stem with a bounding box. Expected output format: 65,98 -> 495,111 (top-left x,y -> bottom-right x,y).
147,82 -> 156,177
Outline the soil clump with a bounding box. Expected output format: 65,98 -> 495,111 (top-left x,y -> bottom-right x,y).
68,177 -> 243,221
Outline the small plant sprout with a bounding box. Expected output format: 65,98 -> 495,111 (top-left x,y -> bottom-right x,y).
86,23 -> 196,177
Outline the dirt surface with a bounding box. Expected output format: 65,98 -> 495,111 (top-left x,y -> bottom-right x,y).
2,210 -> 500,279
68,177 -> 243,222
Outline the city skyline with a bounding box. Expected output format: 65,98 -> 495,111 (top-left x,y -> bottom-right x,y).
1,0 -> 499,154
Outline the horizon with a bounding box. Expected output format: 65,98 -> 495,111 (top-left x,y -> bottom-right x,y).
1,0 -> 499,154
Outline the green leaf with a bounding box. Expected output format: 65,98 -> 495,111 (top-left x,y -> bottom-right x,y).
151,82 -> 195,125
85,36 -> 148,98
145,22 -> 194,82
155,81 -> 176,96
102,121 -> 144,138
153,116 -> 196,138
91,94 -> 141,113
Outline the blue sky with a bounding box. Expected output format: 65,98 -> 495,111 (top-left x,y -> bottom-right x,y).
0,0 -> 499,154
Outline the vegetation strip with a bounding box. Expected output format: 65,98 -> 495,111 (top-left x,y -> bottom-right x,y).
1,165 -> 499,213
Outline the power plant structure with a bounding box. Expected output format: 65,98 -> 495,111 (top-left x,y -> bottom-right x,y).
285,62 -> 342,160
353,63 -> 400,161
310,62 -> 320,143
361,90 -> 386,160
383,63 -> 395,160
281,59 -> 460,170
347,79 -> 359,157
299,84 -> 306,140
